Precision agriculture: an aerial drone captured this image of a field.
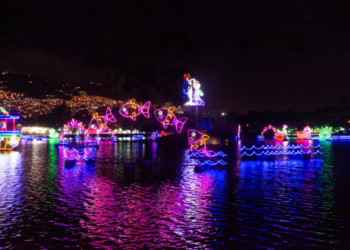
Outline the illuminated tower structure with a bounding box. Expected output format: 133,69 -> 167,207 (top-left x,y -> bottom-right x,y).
0,107 -> 21,150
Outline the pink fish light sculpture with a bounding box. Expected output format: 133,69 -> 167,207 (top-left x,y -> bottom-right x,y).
119,99 -> 151,121
89,107 -> 116,134
154,106 -> 188,134
188,129 -> 210,154
297,126 -> 312,140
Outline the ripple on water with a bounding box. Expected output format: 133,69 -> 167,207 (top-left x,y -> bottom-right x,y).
0,141 -> 349,248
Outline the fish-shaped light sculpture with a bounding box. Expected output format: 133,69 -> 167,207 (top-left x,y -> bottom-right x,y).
119,99 -> 151,121
154,106 -> 187,134
188,129 -> 210,153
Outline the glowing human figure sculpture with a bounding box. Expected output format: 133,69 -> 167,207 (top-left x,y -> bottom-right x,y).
154,106 -> 188,134
184,73 -> 205,106
188,129 -> 210,154
192,80 -> 204,106
119,99 -> 151,121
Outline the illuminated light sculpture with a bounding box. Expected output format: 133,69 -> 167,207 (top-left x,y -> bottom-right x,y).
103,107 -> 117,124
160,130 -> 170,137
319,126 -> 332,140
119,99 -> 151,121
151,131 -> 160,141
188,129 -> 210,154
183,73 -> 205,106
263,124 -> 276,134
332,135 -> 350,140
64,119 -> 85,134
240,144 -> 322,151
262,124 -> 276,140
0,107 -> 20,150
240,143 -> 324,157
62,147 -> 96,166
154,107 -> 188,134
49,129 -> 60,139
21,126 -> 60,141
276,125 -> 288,141
88,107 -> 116,134
61,119 -> 86,143
188,151 -> 228,158
240,150 -> 323,157
296,126 -> 312,140
193,159 -> 228,166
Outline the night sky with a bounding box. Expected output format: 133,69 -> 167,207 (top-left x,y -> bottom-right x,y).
0,0 -> 349,113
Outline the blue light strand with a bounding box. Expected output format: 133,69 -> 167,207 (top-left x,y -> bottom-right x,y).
331,135 -> 350,140
194,159 -> 228,166
188,151 -> 227,158
240,150 -> 323,157
240,144 -> 322,151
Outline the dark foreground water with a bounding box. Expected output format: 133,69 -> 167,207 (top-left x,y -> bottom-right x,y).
0,141 -> 350,249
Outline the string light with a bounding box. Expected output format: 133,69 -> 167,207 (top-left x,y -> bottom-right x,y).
332,135 -> 350,140
241,150 -> 323,157
262,125 -> 277,134
20,126 -> 60,139
193,159 -> 228,166
188,151 -> 227,158
62,147 -> 96,161
240,144 -> 322,151
154,106 -> 188,134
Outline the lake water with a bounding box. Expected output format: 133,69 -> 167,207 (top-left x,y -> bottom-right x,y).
0,141 -> 350,248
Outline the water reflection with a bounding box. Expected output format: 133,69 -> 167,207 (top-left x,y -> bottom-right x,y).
0,152 -> 23,243
0,141 -> 349,248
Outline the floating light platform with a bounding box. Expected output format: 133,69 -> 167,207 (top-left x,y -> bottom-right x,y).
0,107 -> 21,150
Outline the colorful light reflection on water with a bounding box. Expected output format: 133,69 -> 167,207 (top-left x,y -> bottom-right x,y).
0,141 -> 349,248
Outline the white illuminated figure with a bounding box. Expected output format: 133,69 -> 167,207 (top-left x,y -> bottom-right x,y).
192,79 -> 204,106
184,73 -> 205,106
